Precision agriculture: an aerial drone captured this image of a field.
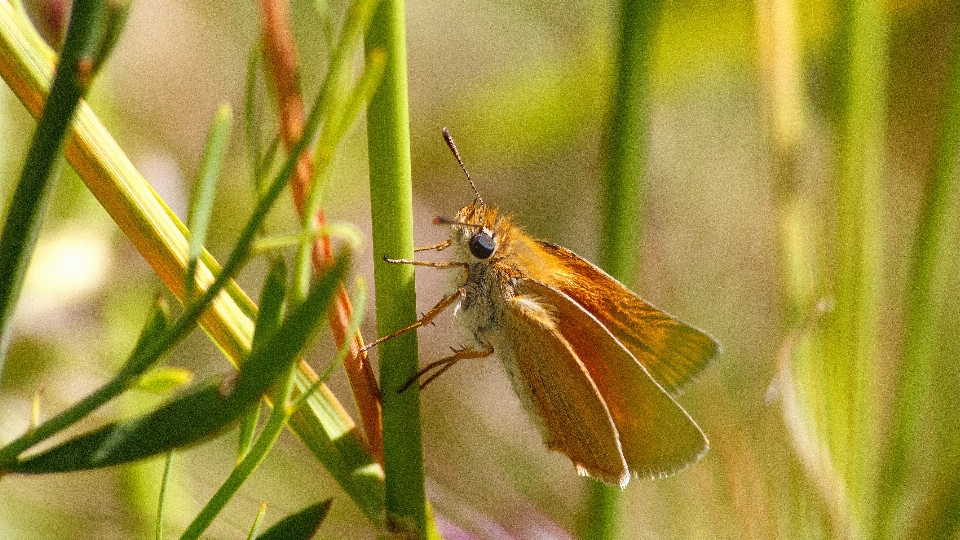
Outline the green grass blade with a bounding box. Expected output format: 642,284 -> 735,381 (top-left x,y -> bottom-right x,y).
88,0 -> 129,73
829,0 -> 887,526
181,381 -> 306,540
291,0 -> 380,302
238,257 -> 288,460
315,279 -> 367,385
781,0 -> 887,534
0,126 -> 314,466
1,0 -> 385,523
156,450 -> 175,540
180,392 -> 287,539
5,254 -> 348,474
0,0 -> 109,377
246,503 -> 268,540
596,0 -> 660,287
0,297 -> 171,465
185,103 -> 233,298
252,257 -> 288,355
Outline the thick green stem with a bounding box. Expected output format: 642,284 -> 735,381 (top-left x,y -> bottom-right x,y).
364,0 -> 426,536
582,0 -> 662,538
829,0 -> 886,527
875,17 -> 960,539
596,0 -> 660,286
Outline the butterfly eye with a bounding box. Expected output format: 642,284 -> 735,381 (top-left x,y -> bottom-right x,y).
469,231 -> 496,259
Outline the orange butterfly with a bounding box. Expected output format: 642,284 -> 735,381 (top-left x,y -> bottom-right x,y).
369,128 -> 719,487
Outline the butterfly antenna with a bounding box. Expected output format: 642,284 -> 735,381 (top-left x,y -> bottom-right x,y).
442,127 -> 483,205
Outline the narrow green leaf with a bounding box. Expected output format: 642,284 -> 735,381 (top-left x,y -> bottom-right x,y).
185,104 -> 233,298
156,450 -> 175,540
255,135 -> 283,196
244,45 -> 267,193
239,257 -> 287,460
255,499 -> 332,540
827,0 -> 887,527
292,279 -> 367,408
0,297 -> 172,465
89,0 -> 130,74
246,503 -> 269,540
136,367 -> 194,394
252,258 -> 288,354
180,259 -> 348,540
877,17 -> 960,539
0,2 -> 384,522
314,278 -> 366,385
312,0 -> 336,53
330,48 -> 386,144
237,403 -> 261,463
127,296 -> 174,371
5,254 -> 349,474
292,48 -> 386,297
290,0 -> 382,303
180,386 -> 292,540
8,381 -> 246,473
252,224 -> 364,257
28,387 -> 43,432
0,0 -> 111,377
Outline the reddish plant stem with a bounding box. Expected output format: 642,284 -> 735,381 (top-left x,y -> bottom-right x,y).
259,0 -> 383,462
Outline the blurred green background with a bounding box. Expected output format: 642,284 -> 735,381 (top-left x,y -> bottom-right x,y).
1,0 -> 959,538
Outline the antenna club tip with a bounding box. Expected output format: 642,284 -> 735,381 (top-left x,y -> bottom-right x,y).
441,128 -> 484,202
433,216 -> 445,225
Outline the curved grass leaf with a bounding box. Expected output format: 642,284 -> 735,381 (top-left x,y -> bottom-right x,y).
0,297 -> 172,466
255,499 -> 332,540
5,254 -> 348,474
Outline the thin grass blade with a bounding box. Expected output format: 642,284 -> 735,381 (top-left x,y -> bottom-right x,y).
4,254 -> 348,473
185,104 -> 232,298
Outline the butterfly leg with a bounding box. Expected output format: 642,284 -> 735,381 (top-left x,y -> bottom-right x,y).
413,240 -> 452,252
382,258 -> 465,270
360,287 -> 467,352
399,342 -> 495,393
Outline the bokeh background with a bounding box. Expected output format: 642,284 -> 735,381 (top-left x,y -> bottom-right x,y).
1,0 -> 958,538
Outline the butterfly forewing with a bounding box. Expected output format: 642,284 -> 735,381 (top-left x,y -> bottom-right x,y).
520,279 -> 709,478
502,289 -> 630,486
532,241 -> 719,394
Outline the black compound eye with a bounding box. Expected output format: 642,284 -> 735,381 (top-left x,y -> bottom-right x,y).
469,231 -> 496,259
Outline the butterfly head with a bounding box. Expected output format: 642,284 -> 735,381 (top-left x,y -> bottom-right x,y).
450,199 -> 501,260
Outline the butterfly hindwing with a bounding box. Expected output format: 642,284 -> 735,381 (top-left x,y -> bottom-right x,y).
502,287 -> 630,486
520,279 -> 709,478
